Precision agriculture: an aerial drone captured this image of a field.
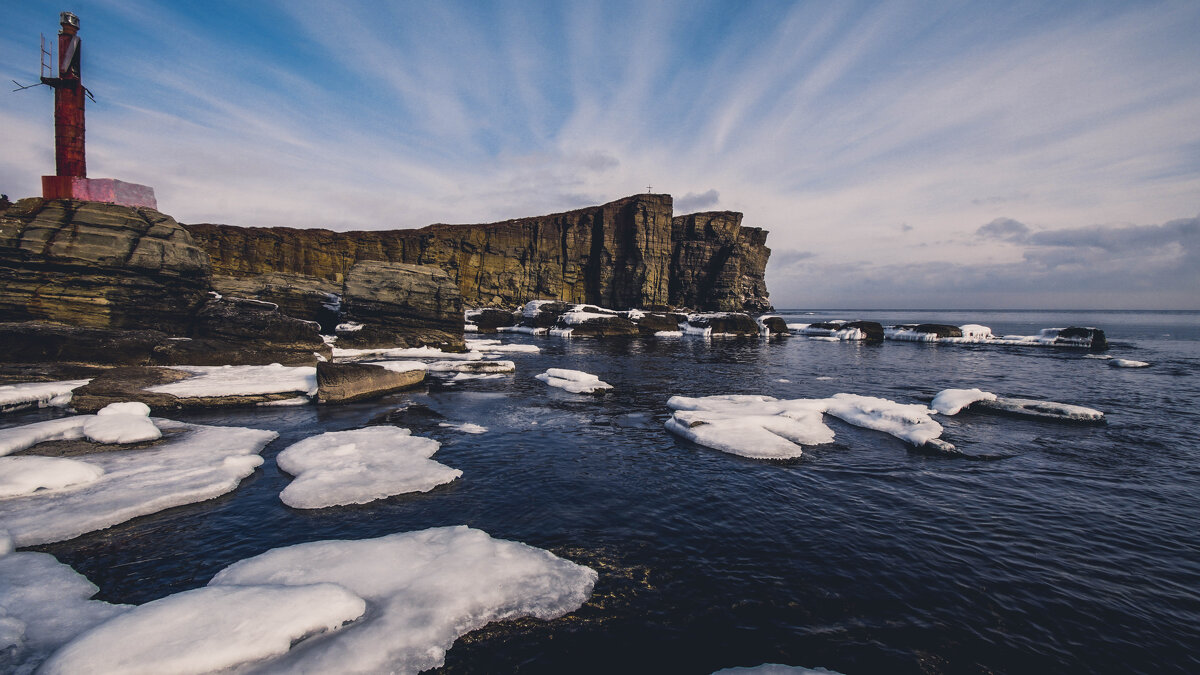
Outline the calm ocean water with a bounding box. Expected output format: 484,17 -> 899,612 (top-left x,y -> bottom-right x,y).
12,309 -> 1200,674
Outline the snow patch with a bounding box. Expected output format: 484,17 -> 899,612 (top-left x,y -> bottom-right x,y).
276,427 -> 460,509
439,422 -> 488,434
149,364 -> 318,398
0,379 -> 90,413
1110,358 -> 1150,368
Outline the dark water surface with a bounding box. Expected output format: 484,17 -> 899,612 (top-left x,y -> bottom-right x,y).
12,310 -> 1200,674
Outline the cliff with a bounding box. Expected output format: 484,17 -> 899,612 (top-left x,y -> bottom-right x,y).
183,194 -> 771,312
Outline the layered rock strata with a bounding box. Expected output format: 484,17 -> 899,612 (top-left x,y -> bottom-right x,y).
183,194 -> 772,313
0,198 -> 210,333
336,262 -> 464,350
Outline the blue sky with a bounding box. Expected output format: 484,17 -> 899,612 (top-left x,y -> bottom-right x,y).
3,1 -> 1198,309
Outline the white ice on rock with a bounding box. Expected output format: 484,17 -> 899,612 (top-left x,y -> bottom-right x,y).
40,584 -> 367,675
666,393 -> 948,458
536,368 -> 613,394
207,526 -> 597,674
0,457 -> 105,498
931,388 -> 999,415
0,551 -> 130,671
0,419 -> 274,547
276,426 -> 461,509
147,364 -> 318,397
0,379 -> 90,413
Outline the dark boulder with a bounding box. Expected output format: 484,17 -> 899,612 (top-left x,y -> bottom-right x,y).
845,321 -> 885,342
635,312 -> 687,334
688,313 -> 760,336
760,316 -> 790,335
910,324 -> 963,338
316,361 -> 425,403
470,308 -> 519,333
190,296 -> 330,365
558,314 -> 639,337
69,367 -> 191,413
521,302 -> 572,328
1056,326 -> 1108,351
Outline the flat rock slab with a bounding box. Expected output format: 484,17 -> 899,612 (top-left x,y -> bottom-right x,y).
317,362 -> 425,404
71,367 -> 305,413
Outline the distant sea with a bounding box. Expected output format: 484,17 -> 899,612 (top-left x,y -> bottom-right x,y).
13,309 -> 1200,674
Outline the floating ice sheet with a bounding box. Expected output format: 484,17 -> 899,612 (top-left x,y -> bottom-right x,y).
276,426 -> 460,509
41,584 -> 366,675
0,419 -> 274,546
0,379 -> 90,413
0,551 -> 130,671
1109,358 -> 1150,368
536,368 -> 613,394
148,364 -> 318,397
666,393 -> 949,458
438,422 -> 488,434
208,526 -> 597,674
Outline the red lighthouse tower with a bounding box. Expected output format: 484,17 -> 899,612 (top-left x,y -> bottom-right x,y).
39,11 -> 157,209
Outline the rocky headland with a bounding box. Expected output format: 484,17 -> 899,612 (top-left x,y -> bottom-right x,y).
0,193 -> 774,381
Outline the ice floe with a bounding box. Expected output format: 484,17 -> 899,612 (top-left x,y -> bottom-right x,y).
207,526 -> 597,674
40,584 -> 366,675
536,369 -> 613,394
148,364 -> 318,398
276,426 -> 461,509
0,457 -> 105,499
666,393 -> 949,458
1109,358 -> 1151,368
0,419 -> 273,546
0,379 -> 90,413
931,388 -> 998,415
665,395 -> 833,460
438,422 -> 488,434
0,551 -> 130,671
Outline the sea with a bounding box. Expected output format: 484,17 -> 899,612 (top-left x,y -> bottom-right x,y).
10,309 -> 1200,674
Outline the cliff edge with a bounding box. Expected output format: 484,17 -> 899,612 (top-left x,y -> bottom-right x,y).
183,194 -> 771,312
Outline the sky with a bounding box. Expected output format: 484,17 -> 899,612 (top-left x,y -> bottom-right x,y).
2,1 -> 1198,309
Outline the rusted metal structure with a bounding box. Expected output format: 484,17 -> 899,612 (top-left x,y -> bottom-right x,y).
35,11 -> 157,209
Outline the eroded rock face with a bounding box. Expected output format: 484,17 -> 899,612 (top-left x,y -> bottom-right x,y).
336,262 -> 464,351
209,272 -> 342,333
0,199 -> 211,334
183,194 -> 772,313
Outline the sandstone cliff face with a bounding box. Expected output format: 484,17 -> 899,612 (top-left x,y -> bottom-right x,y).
184,194 -> 771,312
0,198 -> 210,333
337,262 -> 464,350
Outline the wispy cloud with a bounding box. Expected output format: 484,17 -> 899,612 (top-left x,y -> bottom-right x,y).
2,0 -> 1198,307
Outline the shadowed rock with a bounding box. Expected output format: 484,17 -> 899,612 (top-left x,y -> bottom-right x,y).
335,261 -> 464,351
